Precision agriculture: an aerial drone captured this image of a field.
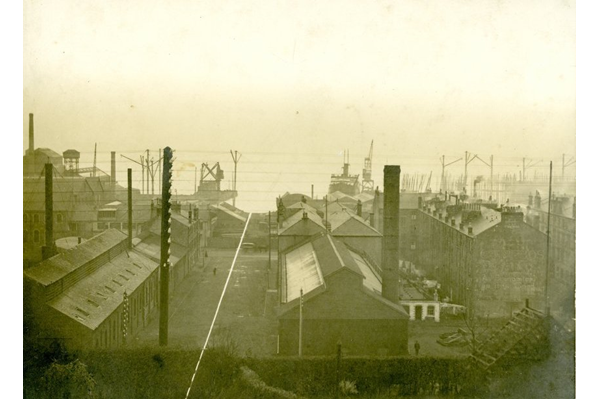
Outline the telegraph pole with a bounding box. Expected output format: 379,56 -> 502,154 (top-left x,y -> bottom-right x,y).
299,288 -> 303,357
159,147 -> 174,346
439,155 -> 462,192
545,161 -> 553,316
128,168 -> 133,249
268,211 -> 272,290
230,150 -> 242,208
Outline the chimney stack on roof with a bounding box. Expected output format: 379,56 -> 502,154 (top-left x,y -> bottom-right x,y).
468,224 -> 473,235
356,200 -> 362,218
302,211 -> 308,220
382,165 -> 400,304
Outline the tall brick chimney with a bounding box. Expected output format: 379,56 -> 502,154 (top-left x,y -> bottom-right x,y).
356,200 -> 362,218
382,166 -> 400,303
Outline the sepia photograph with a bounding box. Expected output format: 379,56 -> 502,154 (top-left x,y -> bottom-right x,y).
20,0 -> 582,398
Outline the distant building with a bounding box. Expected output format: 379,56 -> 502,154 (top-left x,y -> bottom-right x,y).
277,233 -> 409,356
525,192 -> 575,323
23,175 -> 152,264
370,191 -> 436,263
23,229 -> 159,350
278,210 -> 326,252
417,202 -> 547,318
210,203 -> 248,238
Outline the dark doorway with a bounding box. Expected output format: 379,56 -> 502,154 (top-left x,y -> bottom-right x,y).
415,305 -> 423,320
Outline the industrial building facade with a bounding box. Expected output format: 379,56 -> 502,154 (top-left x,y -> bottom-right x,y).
24,230 -> 159,349
277,234 -> 409,356
416,201 -> 547,318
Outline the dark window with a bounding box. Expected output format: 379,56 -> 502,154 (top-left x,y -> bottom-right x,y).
57,213 -> 63,223
23,214 -> 28,223
23,230 -> 28,243
33,214 -> 40,224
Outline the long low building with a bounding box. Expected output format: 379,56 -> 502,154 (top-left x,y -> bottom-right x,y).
24,229 -> 159,349
277,233 -> 409,356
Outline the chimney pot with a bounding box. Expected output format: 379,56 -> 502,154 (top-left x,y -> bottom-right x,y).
451,218 -> 455,226
468,224 -> 473,235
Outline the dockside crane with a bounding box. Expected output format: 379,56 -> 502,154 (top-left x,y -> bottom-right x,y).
361,140 -> 374,193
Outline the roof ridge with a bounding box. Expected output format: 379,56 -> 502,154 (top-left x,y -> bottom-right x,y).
326,234 -> 346,268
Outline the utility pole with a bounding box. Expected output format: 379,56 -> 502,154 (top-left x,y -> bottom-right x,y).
439,155 -> 462,192
463,151 -> 477,194
195,166 -> 198,194
268,211 -> 271,290
159,147 -> 174,346
230,150 -> 242,208
473,155 -> 494,200
128,168 -> 133,249
158,148 -> 162,193
93,143 -> 97,177
299,288 -> 303,357
146,150 -> 150,195
545,161 -> 553,316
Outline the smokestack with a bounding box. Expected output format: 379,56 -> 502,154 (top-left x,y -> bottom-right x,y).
111,151 -> 116,184
42,164 -> 57,260
382,165 -> 400,304
356,200 -> 362,218
28,113 -> 34,154
128,168 -> 133,249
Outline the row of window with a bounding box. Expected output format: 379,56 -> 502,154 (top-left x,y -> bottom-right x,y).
23,230 -> 40,243
23,213 -> 64,224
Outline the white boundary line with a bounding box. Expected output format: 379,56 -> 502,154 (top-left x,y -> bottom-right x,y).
185,213 -> 252,399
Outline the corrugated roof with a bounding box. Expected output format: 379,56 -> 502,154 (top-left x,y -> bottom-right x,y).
283,242 -> 324,303
135,233 -> 185,264
47,249 -> 157,330
310,234 -> 363,278
24,229 -> 127,287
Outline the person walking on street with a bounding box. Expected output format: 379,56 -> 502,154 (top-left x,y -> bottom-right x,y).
414,340 -> 421,356
213,267 -> 217,276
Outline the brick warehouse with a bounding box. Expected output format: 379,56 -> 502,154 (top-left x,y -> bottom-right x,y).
277,233 -> 409,356
23,229 -> 158,350
417,201 -> 547,318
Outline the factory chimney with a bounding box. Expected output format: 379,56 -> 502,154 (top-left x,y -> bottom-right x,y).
382,165 -> 400,304
42,163 -> 57,260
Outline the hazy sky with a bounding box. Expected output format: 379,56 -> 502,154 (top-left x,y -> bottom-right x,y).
23,0 -> 575,161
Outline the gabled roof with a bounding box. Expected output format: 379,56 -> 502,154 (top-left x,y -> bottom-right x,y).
210,204 -> 247,222
279,233 -> 409,319
327,210 -> 381,236
422,204 -> 502,236
279,209 -> 326,235
135,233 -> 185,264
24,229 -> 127,287
47,249 -> 157,331
325,191 -> 357,202
286,202 -> 317,213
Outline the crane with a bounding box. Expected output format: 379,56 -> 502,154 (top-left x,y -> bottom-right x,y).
361,140 -> 374,193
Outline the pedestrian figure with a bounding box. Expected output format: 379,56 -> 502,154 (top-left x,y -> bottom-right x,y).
414,340 -> 421,356
205,250 -> 208,258
213,267 -> 217,276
